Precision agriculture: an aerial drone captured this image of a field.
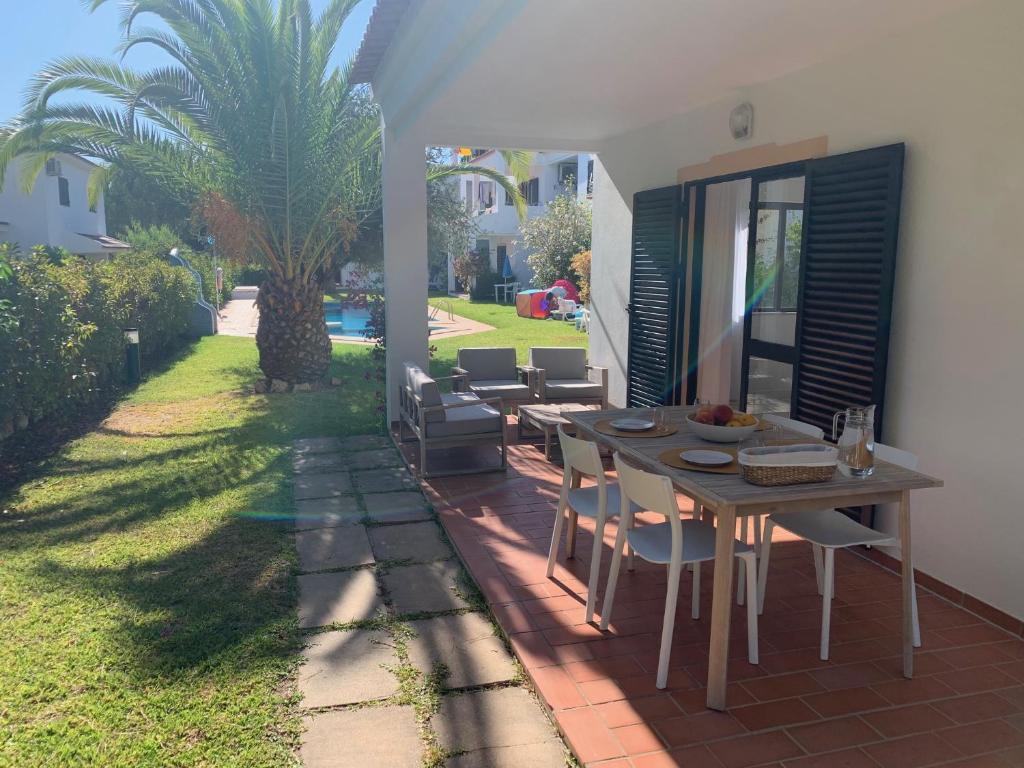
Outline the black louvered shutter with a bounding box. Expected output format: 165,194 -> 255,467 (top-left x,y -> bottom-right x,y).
626,185 -> 684,407
791,144 -> 905,439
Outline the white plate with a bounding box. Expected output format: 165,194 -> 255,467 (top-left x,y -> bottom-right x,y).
611,418 -> 656,432
680,450 -> 733,467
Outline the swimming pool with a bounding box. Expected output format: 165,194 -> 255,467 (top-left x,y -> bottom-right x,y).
323,302 -> 443,338
324,306 -> 371,337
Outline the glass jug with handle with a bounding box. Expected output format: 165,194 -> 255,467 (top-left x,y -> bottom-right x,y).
833,405 -> 876,477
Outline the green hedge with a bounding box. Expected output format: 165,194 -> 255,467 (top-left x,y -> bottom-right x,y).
118,223 -> 236,304
0,248 -> 195,433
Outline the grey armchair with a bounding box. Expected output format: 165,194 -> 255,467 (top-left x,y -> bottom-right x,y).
528,347 -> 608,408
398,362 -> 507,477
452,347 -> 533,411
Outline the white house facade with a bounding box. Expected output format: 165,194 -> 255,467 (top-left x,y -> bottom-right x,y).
0,153 -> 129,259
451,149 -> 593,291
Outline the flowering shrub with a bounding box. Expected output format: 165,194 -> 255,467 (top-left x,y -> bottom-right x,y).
0,244 -> 195,440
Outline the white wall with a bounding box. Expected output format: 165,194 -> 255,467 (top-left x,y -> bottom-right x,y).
590,0 -> 1024,619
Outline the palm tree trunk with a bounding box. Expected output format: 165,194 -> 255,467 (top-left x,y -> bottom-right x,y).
256,274 -> 331,384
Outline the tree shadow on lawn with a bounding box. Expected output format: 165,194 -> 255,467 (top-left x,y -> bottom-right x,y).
31,512 -> 300,679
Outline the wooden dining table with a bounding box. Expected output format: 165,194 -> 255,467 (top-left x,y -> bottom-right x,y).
567,406 -> 943,711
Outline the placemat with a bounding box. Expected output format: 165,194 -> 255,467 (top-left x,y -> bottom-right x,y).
594,420 -> 679,439
658,447 -> 739,474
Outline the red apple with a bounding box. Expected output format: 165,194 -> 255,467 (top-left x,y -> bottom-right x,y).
693,411 -> 714,425
712,404 -> 734,426
696,406 -> 714,420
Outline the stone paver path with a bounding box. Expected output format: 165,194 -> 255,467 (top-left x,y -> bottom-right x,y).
292,436 -> 566,768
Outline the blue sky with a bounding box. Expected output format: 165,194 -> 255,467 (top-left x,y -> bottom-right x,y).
0,0 -> 374,124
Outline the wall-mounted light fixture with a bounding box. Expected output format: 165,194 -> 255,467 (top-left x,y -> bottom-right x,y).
730,102 -> 754,141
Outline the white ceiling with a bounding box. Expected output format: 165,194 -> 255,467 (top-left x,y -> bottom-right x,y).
376,0 -> 976,148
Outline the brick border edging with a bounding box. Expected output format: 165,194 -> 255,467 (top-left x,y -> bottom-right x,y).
854,546 -> 1024,638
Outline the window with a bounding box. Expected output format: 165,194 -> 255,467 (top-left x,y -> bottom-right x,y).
519,178 -> 539,206
557,162 -> 576,189
505,187 -> 514,206
58,177 -> 70,207
477,180 -> 494,208
586,160 -> 594,195
753,204 -> 802,312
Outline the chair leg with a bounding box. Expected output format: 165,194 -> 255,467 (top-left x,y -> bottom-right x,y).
546,494 -> 569,578
691,559 -> 701,620
820,548 -> 836,661
738,517 -> 748,606
737,556 -> 746,606
752,514 -> 763,558
566,510 -> 578,558
585,512 -> 608,623
911,571 -> 921,648
812,544 -> 825,595
657,559 -> 683,689
757,519 -> 775,615
599,525 -> 629,631
739,551 -> 759,664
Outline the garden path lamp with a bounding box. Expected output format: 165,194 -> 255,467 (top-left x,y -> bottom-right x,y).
124,328 -> 141,385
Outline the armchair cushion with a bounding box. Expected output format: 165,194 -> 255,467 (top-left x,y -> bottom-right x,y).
425,398 -> 503,438
529,347 -> 588,380
405,363 -> 443,422
544,379 -> 604,400
456,348 -> 517,382
468,380 -> 532,402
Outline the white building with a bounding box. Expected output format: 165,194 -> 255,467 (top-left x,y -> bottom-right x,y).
354,0 -> 1024,633
451,149 -> 593,291
0,153 -> 129,259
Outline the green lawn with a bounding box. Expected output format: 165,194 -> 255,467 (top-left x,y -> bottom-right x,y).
428,296 -> 587,378
0,336 -> 378,766
0,300 -> 577,766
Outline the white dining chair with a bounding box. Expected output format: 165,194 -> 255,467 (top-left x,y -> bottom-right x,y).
546,426 -> 637,623
756,441 -> 922,660
600,453 -> 759,688
735,414 -> 825,606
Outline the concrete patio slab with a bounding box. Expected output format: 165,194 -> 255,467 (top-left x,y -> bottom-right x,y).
293,452 -> 347,474
383,561 -> 469,614
362,491 -> 433,523
345,447 -> 403,470
368,521 -> 451,562
294,496 -> 362,529
297,569 -> 382,629
294,472 -> 354,500
433,687 -> 557,753
301,706 -> 420,768
295,525 -> 374,572
297,629 -> 398,708
339,434 -> 393,452
444,741 -> 566,768
408,612 -> 516,689
293,437 -> 344,455
353,466 -> 418,493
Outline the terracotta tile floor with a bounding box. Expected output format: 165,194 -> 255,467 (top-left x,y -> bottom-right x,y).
399,423 -> 1024,767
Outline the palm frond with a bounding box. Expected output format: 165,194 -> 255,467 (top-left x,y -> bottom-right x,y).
428,163 -> 526,221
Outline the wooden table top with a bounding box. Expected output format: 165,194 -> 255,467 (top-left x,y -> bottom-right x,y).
518,403 -> 602,427
568,407 -> 943,512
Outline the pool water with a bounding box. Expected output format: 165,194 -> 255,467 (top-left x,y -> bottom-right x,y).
324,307 -> 371,337
323,302 -> 443,337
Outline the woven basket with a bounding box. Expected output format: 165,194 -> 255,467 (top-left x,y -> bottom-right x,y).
737,444 -> 838,486
739,463 -> 835,487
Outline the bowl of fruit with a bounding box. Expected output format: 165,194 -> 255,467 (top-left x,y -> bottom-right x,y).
686,404 -> 759,443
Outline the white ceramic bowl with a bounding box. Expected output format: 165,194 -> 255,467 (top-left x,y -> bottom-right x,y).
685,415 -> 759,443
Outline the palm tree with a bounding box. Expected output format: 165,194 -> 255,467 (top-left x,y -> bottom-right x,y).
0,0 -> 381,385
